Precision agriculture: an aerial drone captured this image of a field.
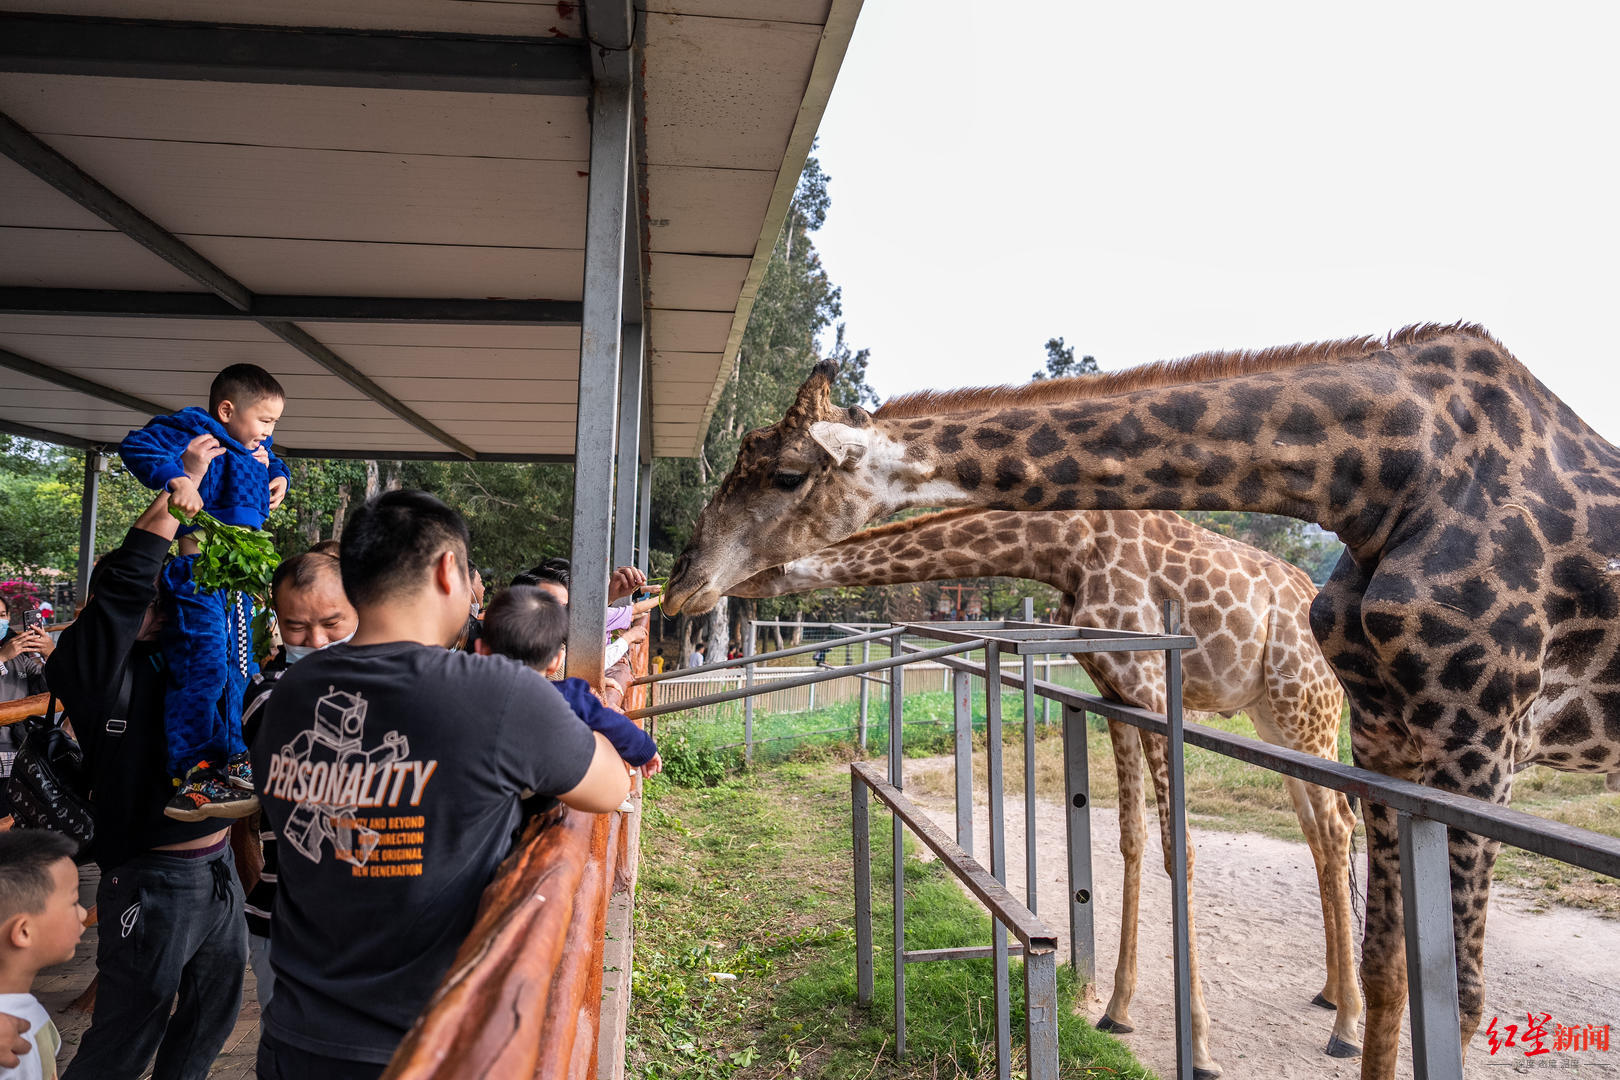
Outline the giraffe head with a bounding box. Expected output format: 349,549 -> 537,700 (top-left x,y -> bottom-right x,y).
664,360 -> 910,614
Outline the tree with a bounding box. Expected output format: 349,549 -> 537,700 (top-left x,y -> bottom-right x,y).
1032,337 -> 1099,381
647,146 -> 877,579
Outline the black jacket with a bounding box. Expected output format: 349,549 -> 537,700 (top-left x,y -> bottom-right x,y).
47,525 -> 221,870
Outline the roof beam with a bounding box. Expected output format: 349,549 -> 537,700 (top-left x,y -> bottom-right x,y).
259,321 -> 478,459
277,447 -> 571,464
0,288 -> 583,326
0,112 -> 251,310
0,13 -> 591,95
0,417 -> 103,451
0,112 -> 478,459
0,345 -> 171,416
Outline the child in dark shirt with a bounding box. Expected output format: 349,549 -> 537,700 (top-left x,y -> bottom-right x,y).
476,586 -> 659,778
120,363 -> 291,821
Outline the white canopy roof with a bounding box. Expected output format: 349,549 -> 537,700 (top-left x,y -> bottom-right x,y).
0,0 -> 861,461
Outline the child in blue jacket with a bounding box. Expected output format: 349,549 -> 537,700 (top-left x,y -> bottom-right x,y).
120,363 -> 290,821
476,585 -> 659,779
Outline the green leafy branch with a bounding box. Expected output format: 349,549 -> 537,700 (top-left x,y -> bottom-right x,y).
170,506 -> 282,655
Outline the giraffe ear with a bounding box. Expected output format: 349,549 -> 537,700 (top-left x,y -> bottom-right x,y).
808,420 -> 869,468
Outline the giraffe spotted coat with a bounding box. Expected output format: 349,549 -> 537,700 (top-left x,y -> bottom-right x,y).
667,324 -> 1620,1080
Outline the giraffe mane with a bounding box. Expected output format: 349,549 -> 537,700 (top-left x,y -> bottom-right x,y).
841,508 -> 983,543
875,321 -> 1506,419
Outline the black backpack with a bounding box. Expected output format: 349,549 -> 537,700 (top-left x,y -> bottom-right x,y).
4,666 -> 131,862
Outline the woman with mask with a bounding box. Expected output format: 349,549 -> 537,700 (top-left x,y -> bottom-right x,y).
0,594 -> 53,703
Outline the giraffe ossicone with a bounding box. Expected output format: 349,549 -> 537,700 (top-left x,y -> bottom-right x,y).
670,323 -> 1620,1080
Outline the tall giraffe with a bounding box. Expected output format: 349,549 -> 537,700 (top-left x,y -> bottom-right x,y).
665,324 -> 1620,1080
730,507 -> 1359,1074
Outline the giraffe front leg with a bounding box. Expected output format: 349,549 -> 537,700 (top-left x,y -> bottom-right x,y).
1098,721 -> 1145,1036
1145,732 -> 1221,1080
1448,823 -> 1500,1063
1285,777 -> 1363,1057
1359,800 -> 1407,1080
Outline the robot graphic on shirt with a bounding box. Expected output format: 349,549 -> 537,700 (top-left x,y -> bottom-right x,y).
279,687 -> 409,867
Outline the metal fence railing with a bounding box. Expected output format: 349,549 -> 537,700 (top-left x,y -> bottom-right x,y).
644,618 -> 1082,755
628,614 -> 1620,1080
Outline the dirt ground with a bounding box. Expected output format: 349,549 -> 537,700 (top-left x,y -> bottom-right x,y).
902,754 -> 1620,1080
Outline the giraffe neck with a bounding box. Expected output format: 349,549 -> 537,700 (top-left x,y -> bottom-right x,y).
867,334 -> 1551,558
729,510 -> 1097,598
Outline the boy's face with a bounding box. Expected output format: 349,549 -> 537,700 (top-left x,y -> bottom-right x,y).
26,859 -> 88,967
218,393 -> 284,450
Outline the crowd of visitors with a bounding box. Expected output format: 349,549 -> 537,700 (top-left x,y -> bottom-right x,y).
0,364 -> 659,1079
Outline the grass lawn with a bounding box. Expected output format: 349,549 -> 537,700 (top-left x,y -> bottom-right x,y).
627,761 -> 1155,1080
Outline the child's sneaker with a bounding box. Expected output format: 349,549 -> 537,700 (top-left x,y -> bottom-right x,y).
165,762 -> 260,822
226,752 -> 254,791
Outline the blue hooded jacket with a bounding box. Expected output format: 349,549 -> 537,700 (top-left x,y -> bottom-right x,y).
120,406 -> 291,530
555,676 -> 657,767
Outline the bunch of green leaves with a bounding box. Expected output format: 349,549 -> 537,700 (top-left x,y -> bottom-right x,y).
170,506 -> 282,654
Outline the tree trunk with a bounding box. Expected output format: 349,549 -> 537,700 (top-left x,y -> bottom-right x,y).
738,600 -> 756,664
364,459 -> 380,500
297,462 -> 320,545
679,615 -> 693,668
706,598 -> 730,665
384,461 -> 402,492
789,608 -> 803,648
331,484 -> 351,540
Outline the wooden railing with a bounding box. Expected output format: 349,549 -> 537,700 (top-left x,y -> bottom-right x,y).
0,693 -> 48,728
382,637 -> 649,1080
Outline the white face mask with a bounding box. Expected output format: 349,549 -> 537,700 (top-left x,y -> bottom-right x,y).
284,629 -> 355,664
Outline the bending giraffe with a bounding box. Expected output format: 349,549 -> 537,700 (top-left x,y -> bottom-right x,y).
730,508 -> 1359,1075
664,324 -> 1620,1080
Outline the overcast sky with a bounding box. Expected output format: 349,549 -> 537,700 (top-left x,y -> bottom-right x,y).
811,1 -> 1620,441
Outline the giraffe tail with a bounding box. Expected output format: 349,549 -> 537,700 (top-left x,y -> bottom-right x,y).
1347,827 -> 1365,934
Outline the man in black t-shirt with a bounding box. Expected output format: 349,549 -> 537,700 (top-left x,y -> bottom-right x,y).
253,491 -> 628,1078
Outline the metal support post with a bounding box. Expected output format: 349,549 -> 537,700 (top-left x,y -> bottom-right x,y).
611,321 -> 644,569
74,450 -> 104,604
743,623 -> 756,765
636,460 -> 652,575
1163,601 -> 1194,1080
1042,655 -> 1052,727
852,772 -> 873,1007
984,641 -> 1012,1080
564,75 -> 631,680
858,638 -> 871,751
1399,812 -> 1465,1080
952,668 -> 973,856
1021,597 -> 1038,916
1062,704 -> 1095,985
889,629 -> 906,1059
1023,947 -> 1060,1080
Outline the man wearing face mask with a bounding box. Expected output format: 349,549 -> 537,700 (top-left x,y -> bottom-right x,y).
238,548 -> 357,1009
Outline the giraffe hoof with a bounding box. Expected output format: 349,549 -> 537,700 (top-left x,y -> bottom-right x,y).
1311,992 -> 1336,1010
1095,1015 -> 1133,1035
1194,1069 -> 1222,1080
1324,1035 -> 1361,1059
